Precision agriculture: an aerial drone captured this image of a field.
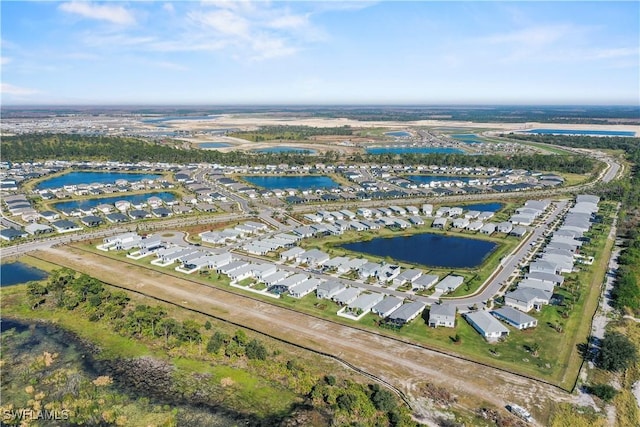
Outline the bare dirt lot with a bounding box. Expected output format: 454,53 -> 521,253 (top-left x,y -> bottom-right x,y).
35,245 -> 577,424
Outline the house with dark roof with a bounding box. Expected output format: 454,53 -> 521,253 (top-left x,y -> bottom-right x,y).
80,215 -> 103,227
387,301 -> 426,326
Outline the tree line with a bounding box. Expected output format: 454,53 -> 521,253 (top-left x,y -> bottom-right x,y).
228,125 -> 353,142
3,133 -> 594,174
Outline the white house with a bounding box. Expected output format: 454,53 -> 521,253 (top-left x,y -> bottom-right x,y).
428,303 -> 456,328
465,310 -> 510,342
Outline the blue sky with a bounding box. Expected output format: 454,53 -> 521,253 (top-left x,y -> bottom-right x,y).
1,1 -> 638,105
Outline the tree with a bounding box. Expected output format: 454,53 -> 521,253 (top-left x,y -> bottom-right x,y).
204,320 -> 212,330
598,332 -> 638,372
530,342 -> 540,357
336,392 -> 358,411
157,318 -> 179,346
587,384 -> 618,402
245,339 -> 267,360
207,331 -> 227,354
370,384 -> 396,412
26,282 -> 48,309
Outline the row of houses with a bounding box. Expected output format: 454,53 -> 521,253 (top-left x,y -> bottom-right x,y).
200,221 -> 270,247
464,195 -> 599,341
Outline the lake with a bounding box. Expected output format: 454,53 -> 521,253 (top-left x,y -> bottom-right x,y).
37,171 -> 162,190
407,175 -> 474,184
523,129 -> 636,137
339,233 -> 498,268
1,262 -> 48,286
385,131 -> 411,137
54,192 -> 176,211
254,146 -> 317,154
243,175 -> 339,190
457,202 -> 503,212
451,133 -> 484,144
198,142 -> 231,148
142,115 -> 221,123
366,147 -> 464,155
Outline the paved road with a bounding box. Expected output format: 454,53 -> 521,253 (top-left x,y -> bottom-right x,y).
443,200 -> 569,311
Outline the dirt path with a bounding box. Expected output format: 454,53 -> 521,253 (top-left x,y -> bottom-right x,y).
36,246 -> 575,423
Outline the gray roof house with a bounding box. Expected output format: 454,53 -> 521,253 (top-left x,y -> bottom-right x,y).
289,278 -> 321,298
465,310 -> 510,342
428,303 -> 456,328
302,249 -> 330,267
387,301 -> 426,326
280,246 -> 305,261
496,222 -> 513,234
525,271 -> 565,286
371,296 -> 404,318
332,287 -> 361,305
412,274 -> 439,290
517,278 -> 555,293
504,288 -> 552,312
435,275 -> 465,293
345,293 -> 384,316
492,306 -> 538,330
393,269 -> 423,287
316,280 -> 347,299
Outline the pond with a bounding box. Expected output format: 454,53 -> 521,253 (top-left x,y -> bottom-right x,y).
197,142 -> 231,148
243,175 -> 339,190
53,192 -> 176,211
385,131 -> 411,137
339,233 -> 498,269
37,172 -> 162,190
253,146 -> 317,154
523,129 -> 636,137
450,133 -> 485,144
457,202 -> 503,212
366,147 -> 464,155
1,262 -> 48,286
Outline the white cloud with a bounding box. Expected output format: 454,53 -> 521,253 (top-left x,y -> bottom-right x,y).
163,3 -> 175,13
1,83 -> 39,96
1,56 -> 11,65
59,1 -> 136,26
481,25 -> 575,47
190,9 -> 250,37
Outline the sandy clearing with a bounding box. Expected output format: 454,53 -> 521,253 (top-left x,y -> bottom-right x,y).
36,245 -> 575,423
165,115 -> 640,135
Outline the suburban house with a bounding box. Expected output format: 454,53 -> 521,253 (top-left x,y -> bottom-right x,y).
435,275 -> 465,293
422,204 -> 433,216
496,222 -> 513,234
428,303 -> 456,328
289,278 -> 321,298
317,281 -> 347,299
301,249 -> 330,267
525,271 -> 565,286
345,293 -> 384,316
392,269 -> 423,287
432,217 -> 447,229
492,306 -> 538,330
387,302 -> 426,326
412,274 -> 439,290
51,219 -> 81,233
480,223 -> 496,235
280,246 -> 305,261
332,287 -> 361,305
517,278 -> 555,293
371,296 -> 404,318
465,310 -> 510,342
504,288 -> 551,312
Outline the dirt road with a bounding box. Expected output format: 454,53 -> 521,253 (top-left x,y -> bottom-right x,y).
35,245 -> 574,423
